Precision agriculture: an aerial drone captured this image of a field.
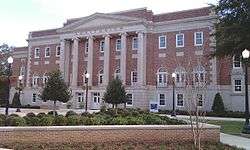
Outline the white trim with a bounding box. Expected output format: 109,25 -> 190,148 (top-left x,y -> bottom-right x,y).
85,41 -> 89,54
158,35 -> 166,49
131,71 -> 138,85
233,79 -> 242,93
132,37 -> 138,50
158,93 -> 166,106
34,48 -> 40,58
56,46 -> 61,57
176,33 -> 184,47
99,40 -> 105,53
233,55 -> 242,69
194,32 -> 203,46
176,93 -> 184,107
98,69 -> 104,85
44,47 -> 50,58
116,38 -> 121,51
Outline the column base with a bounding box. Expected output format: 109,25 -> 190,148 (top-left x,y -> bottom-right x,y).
242,124 -> 250,134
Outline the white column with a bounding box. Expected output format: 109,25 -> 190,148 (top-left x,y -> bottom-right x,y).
26,45 -> 32,87
64,40 -> 71,85
137,32 -> 146,85
103,34 -> 110,85
120,32 -> 127,84
71,38 -> 79,87
87,36 -> 94,86
59,39 -> 65,77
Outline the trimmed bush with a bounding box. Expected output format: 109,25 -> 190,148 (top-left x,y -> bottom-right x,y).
126,116 -> 145,125
92,114 -> 110,125
111,116 -> 128,125
65,111 -> 77,117
6,116 -> 26,126
142,114 -> 163,125
81,112 -> 93,118
67,115 -> 81,125
0,117 -> 5,126
54,115 -> 67,126
80,116 -> 94,125
212,93 -> 225,114
26,112 -> 36,118
40,116 -> 54,126
48,111 -> 58,116
9,114 -> 19,117
37,112 -> 47,118
23,116 -> 40,126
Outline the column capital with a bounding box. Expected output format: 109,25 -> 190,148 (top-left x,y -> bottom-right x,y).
103,34 -> 111,38
119,32 -> 127,36
136,31 -> 145,34
87,35 -> 95,40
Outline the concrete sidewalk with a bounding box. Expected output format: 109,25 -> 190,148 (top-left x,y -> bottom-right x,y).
220,133 -> 250,150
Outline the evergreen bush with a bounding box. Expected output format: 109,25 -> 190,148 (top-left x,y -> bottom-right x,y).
212,93 -> 225,114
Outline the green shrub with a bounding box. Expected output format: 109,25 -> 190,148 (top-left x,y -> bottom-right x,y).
40,116 -> 54,126
80,116 -> 94,125
23,116 -> 40,126
81,112 -> 93,118
9,114 -> 19,117
26,112 -> 36,118
0,114 -> 6,120
142,114 -> 163,125
126,116 -> 145,125
54,115 -> 67,126
65,111 -> 77,117
11,92 -> 21,108
6,116 -> 26,126
47,111 -> 58,116
0,117 -> 5,126
111,116 -> 128,125
67,115 -> 81,125
92,114 -> 110,125
212,93 -> 225,114
37,112 -> 47,118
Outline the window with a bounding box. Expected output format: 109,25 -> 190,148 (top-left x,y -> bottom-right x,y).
157,68 -> 167,86
114,68 -> 121,79
158,36 -> 166,49
193,66 -> 206,83
56,46 -> 60,57
20,66 -> 25,76
132,37 -> 138,50
116,39 -> 121,51
32,93 -> 36,102
131,71 -> 137,84
34,48 -> 40,58
177,93 -> 184,106
176,34 -> 184,47
99,40 -> 105,53
233,55 -> 241,68
159,94 -> 166,106
99,69 -> 104,84
126,94 -> 133,106
43,75 -> 48,84
77,93 -> 84,102
234,79 -> 242,92
194,32 -> 203,46
83,70 -> 88,84
45,47 -> 50,57
85,42 -> 89,53
93,92 -> 100,103
197,94 -> 203,107
32,76 -> 39,86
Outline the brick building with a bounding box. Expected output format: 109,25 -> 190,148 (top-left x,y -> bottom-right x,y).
10,7 -> 250,111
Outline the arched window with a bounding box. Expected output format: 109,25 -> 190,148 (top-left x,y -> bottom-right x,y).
175,67 -> 185,84
99,69 -> 104,84
157,68 -> 168,86
193,65 -> 206,83
114,68 -> 121,79
32,74 -> 40,87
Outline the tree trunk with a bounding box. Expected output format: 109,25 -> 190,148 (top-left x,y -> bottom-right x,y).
112,104 -> 114,109
124,103 -> 126,109
53,101 -> 56,117
115,104 -> 118,115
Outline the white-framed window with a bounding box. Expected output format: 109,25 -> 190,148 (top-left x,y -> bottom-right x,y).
233,55 -> 241,68
193,66 -> 206,84
194,32 -> 203,46
83,70 -> 88,84
34,48 -> 40,58
175,67 -> 185,84
158,35 -> 166,49
126,94 -> 133,106
157,68 -> 167,86
132,37 -> 138,50
197,94 -> 203,107
20,66 -> 25,76
32,93 -> 37,102
45,47 -> 50,58
177,93 -> 184,107
93,92 -> 100,103
98,69 -> 104,84
159,94 -> 166,106
99,40 -> 105,53
114,68 -> 121,79
176,34 -> 184,47
43,75 -> 48,84
234,79 -> 242,93
85,42 -> 89,54
116,39 -> 121,51
56,46 -> 61,57
131,71 -> 137,84
32,76 -> 39,86
77,92 -> 84,102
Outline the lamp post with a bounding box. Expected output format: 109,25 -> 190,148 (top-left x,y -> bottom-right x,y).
242,49 -> 250,134
16,75 -> 23,112
6,56 -> 13,116
85,73 -> 90,112
171,72 -> 176,117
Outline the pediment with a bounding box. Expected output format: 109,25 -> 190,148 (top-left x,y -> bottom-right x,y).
58,13 -> 144,32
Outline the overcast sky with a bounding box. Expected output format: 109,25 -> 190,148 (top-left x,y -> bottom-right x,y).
0,0 -> 217,47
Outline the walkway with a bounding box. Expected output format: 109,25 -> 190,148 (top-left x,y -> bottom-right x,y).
221,133 -> 250,150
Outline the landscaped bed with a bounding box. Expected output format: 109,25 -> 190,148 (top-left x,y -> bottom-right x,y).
0,108 -> 186,126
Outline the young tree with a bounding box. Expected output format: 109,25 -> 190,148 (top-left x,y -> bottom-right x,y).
212,93 -> 225,114
212,0 -> 250,57
0,43 -> 12,76
40,70 -> 71,116
103,77 -> 128,112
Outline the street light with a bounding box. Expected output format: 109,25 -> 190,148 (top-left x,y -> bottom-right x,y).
16,75 -> 23,112
6,56 -> 13,116
171,72 -> 176,117
85,73 -> 90,112
242,49 -> 250,134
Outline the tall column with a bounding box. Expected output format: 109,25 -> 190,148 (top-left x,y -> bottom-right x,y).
59,39 -> 65,77
120,32 -> 127,84
64,40 -> 71,85
103,34 -> 110,85
137,32 -> 146,85
26,45 -> 32,87
87,36 -> 94,86
71,38 -> 79,87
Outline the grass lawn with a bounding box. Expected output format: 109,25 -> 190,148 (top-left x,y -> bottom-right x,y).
207,120 -> 245,135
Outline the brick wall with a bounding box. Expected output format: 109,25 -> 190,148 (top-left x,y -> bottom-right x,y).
0,125 -> 220,144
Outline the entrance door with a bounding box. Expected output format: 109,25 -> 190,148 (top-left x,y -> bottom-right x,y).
92,92 -> 100,109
